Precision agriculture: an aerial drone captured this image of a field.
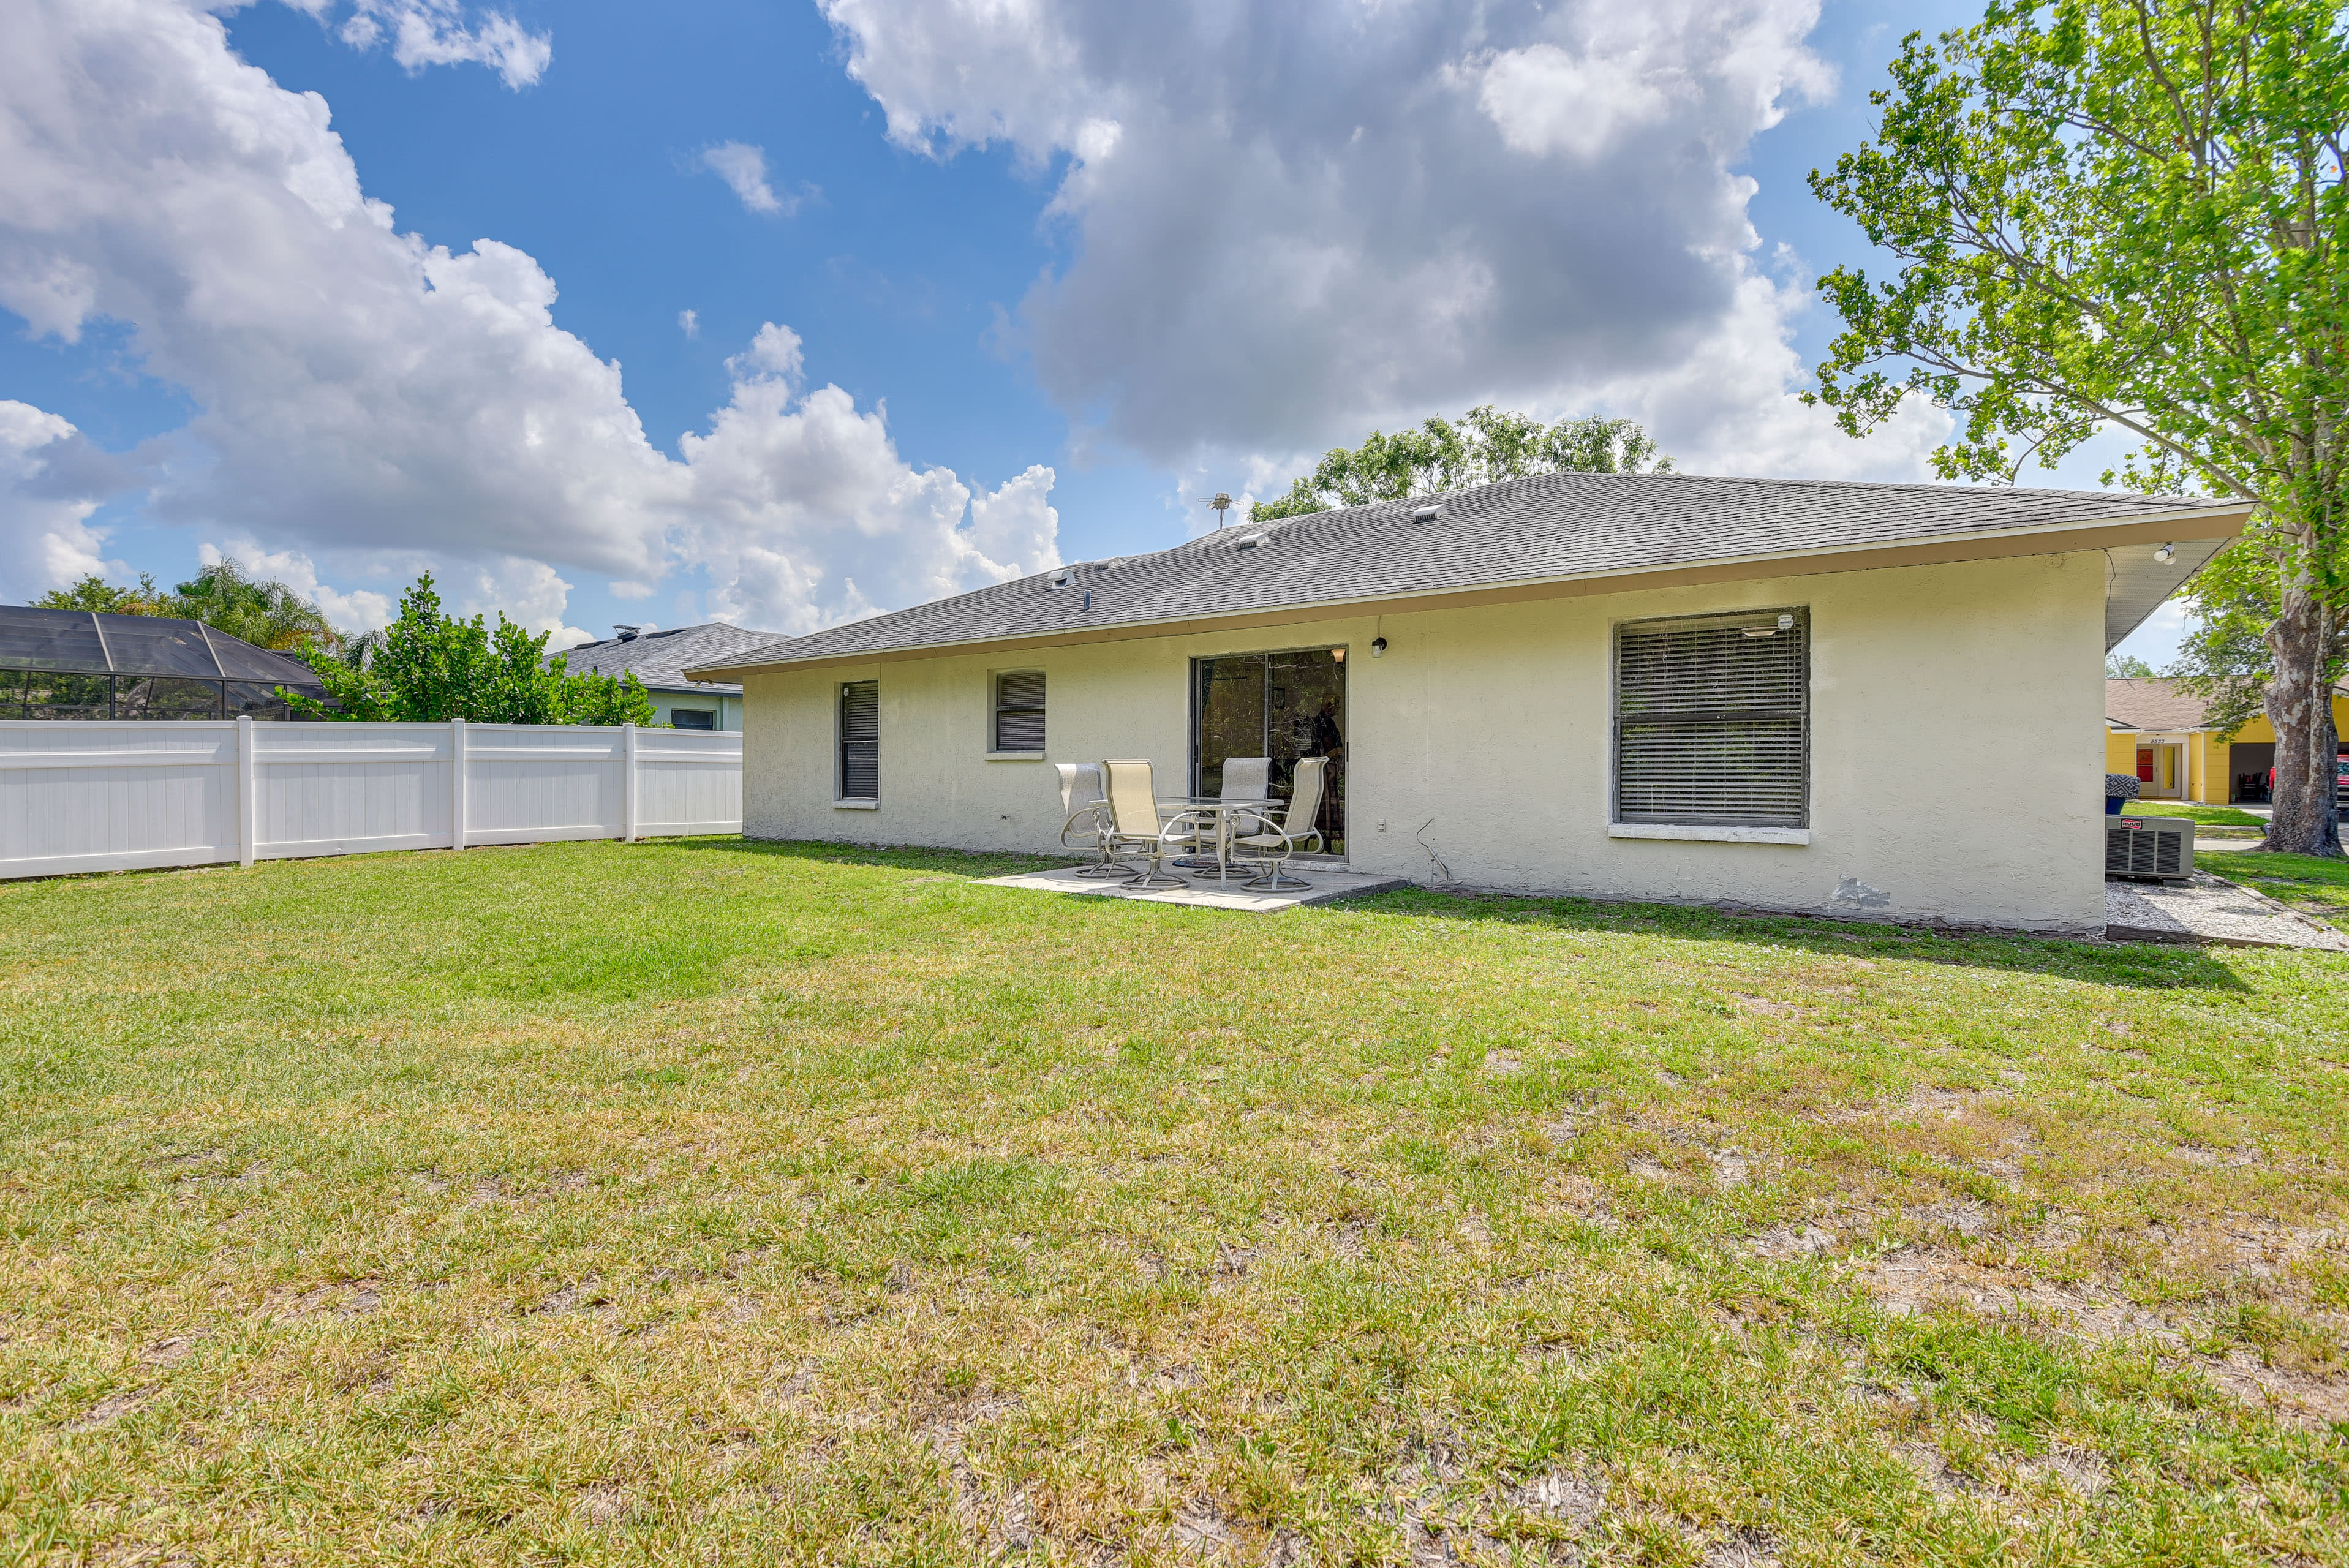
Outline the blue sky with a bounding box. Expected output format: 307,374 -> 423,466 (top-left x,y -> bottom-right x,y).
0,0 -> 2188,663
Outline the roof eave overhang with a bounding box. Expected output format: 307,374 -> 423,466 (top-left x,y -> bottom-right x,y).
690,501 -> 2253,680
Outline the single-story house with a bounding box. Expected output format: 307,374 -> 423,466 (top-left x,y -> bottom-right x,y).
0,604 -> 326,718
559,622 -> 782,730
2104,676 -> 2349,804
690,472 -> 2250,934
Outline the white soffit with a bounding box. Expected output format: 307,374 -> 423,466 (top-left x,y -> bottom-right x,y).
2105,538 -> 2229,650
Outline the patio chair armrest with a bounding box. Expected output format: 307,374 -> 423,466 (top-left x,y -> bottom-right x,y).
1156,808 -> 1214,845
1059,805 -> 1111,848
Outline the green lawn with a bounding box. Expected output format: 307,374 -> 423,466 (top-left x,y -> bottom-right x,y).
2204,849 -> 2349,933
3,839 -> 2347,1566
2115,802 -> 2269,828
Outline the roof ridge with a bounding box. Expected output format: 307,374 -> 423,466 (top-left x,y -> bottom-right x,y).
682,470 -> 2249,675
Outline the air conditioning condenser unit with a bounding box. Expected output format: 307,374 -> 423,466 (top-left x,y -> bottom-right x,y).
2106,815 -> 2194,881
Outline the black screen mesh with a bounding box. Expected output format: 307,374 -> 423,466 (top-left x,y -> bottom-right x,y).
0,611 -> 108,672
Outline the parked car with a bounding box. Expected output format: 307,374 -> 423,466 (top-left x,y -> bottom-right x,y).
2264,758 -> 2349,809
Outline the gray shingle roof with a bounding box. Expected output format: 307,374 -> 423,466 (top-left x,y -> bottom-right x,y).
691,470 -> 2245,674
560,622 -> 782,695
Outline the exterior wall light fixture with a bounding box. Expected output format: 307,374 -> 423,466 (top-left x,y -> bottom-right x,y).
1371,637 -> 1388,657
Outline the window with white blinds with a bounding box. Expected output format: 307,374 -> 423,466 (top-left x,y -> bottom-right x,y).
1613,609 -> 1808,828
838,680 -> 879,800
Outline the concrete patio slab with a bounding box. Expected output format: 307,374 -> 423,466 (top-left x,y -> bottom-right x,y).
976,864 -> 1412,912
2106,872 -> 2349,951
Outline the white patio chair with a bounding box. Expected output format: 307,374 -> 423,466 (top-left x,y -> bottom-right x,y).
1103,760 -> 1189,889
1231,756 -> 1328,891
1172,755 -> 1270,869
1055,762 -> 1131,878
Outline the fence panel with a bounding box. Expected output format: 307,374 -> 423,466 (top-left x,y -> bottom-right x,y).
464,726 -> 625,847
0,724 -> 239,879
637,731 -> 746,835
252,723 -> 453,861
0,719 -> 742,880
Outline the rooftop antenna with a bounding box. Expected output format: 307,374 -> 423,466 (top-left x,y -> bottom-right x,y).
1199,491 -> 1235,529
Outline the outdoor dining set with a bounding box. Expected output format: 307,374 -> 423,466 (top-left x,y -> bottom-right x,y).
1052,757 -> 1330,891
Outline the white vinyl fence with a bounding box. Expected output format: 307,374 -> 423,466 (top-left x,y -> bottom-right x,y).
0,718 -> 742,881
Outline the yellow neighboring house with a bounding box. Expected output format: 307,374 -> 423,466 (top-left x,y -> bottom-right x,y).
2105,677 -> 2349,804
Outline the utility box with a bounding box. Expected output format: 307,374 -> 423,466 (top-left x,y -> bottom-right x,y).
2106,815 -> 2194,881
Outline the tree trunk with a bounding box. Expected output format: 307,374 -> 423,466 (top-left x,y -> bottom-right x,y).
2261,587 -> 2343,858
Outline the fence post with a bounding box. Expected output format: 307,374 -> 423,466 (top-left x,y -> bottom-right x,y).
236,714 -> 256,869
451,718 -> 467,851
623,723 -> 639,843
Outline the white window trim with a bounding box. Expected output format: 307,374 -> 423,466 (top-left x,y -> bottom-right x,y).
1608,823 -> 1810,845
832,798 -> 880,810
984,750 -> 1046,762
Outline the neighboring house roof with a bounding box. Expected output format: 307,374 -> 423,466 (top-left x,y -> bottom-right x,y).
2105,677 -> 2220,732
558,622 -> 782,696
690,470 -> 2248,678
0,604 -> 323,687
2106,676 -> 2349,733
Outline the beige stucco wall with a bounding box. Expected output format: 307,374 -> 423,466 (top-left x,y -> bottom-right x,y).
742,551 -> 2110,932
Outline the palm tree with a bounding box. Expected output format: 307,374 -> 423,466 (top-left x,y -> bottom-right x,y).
169,559 -> 339,652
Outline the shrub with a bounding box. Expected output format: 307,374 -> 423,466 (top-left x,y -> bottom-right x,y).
287,575 -> 655,726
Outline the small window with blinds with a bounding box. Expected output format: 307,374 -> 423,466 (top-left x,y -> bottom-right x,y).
1613,608 -> 1808,829
838,680 -> 879,801
993,670 -> 1045,751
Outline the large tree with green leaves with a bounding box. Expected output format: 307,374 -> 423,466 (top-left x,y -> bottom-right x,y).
1808,0 -> 2348,855
33,573 -> 177,617
1250,407 -> 1671,522
290,575 -> 655,726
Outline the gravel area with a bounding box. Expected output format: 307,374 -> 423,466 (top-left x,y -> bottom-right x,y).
2107,872 -> 2349,951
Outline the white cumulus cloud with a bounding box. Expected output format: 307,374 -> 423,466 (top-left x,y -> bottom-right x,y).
0,0 -> 1055,637
818,0 -> 1936,484
0,401 -> 124,600
331,0 -> 553,90
681,326 -> 1058,633
696,141 -> 794,216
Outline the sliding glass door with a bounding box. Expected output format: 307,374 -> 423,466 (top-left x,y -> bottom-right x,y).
1191,647 -> 1346,854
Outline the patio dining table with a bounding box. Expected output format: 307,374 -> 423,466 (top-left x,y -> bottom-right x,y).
1156,796 -> 1275,887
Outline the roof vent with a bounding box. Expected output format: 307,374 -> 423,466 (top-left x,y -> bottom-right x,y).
1048,568 -> 1074,589
614,624 -> 641,641
1235,532 -> 1270,550
1412,504 -> 1442,522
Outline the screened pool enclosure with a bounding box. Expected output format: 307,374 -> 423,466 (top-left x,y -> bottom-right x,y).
0,606 -> 325,720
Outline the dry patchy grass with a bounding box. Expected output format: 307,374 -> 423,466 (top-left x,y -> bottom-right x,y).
1,837 -> 2345,1565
